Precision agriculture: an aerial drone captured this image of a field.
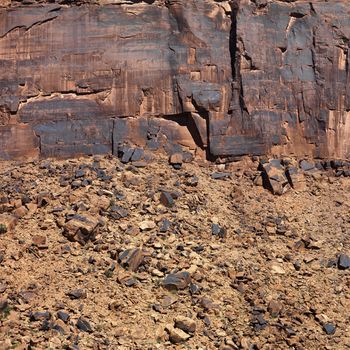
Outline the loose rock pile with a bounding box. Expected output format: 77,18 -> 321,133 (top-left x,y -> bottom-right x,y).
0,154 -> 349,349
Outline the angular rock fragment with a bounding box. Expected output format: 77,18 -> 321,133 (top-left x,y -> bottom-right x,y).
323,323 -> 336,335
131,148 -> 144,162
66,289 -> 87,300
57,311 -> 70,323
118,248 -> 144,272
211,172 -> 231,180
169,153 -> 183,169
139,220 -> 156,231
160,191 -> 175,208
36,192 -> 51,208
109,205 -> 128,220
76,317 -> 93,333
174,316 -> 196,334
159,218 -> 171,233
337,253 -> 350,270
260,160 -> 289,195
13,206 -> 29,219
300,160 -> 315,172
32,235 -> 47,249
30,311 -> 51,322
0,299 -> 9,315
286,166 -> 306,190
165,324 -> 190,344
120,147 -> 134,164
0,214 -> 17,233
63,214 -> 100,244
163,271 -> 191,290
211,223 -> 226,238
268,300 -> 283,317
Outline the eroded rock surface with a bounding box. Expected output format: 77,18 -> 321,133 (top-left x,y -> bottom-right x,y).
0,0 -> 349,160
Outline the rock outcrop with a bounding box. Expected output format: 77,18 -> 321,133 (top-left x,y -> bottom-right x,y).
0,0 -> 349,160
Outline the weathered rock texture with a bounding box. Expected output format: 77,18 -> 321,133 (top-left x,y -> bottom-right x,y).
0,0 -> 349,160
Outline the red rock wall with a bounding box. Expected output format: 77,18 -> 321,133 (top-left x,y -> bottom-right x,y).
0,0 -> 349,160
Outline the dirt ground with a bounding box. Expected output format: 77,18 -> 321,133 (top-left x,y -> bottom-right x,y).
0,154 -> 349,350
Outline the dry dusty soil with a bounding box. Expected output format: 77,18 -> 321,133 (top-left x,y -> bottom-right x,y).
0,155 -> 349,350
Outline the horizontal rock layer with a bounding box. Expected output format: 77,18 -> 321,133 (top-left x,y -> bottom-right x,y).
0,0 -> 349,160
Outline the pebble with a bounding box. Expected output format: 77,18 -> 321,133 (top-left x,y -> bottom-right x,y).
66,289 -> 87,300
271,264 -> 286,274
118,248 -> 144,272
165,324 -> 190,343
76,317 -> 93,333
57,311 -> 70,323
174,316 -> 196,334
337,253 -> 350,270
139,220 -> 156,231
160,191 -> 175,208
323,323 -> 336,335
163,271 -> 191,290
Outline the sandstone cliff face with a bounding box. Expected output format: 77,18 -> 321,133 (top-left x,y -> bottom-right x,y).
0,0 -> 349,160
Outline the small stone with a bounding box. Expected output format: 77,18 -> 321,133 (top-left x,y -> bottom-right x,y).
169,153 -> 183,168
286,166 -> 306,190
160,191 -> 175,208
63,214 -> 101,245
52,319 -> 67,334
66,289 -> 87,300
211,172 -> 231,180
0,214 -> 17,233
165,324 -> 190,343
13,206 -> 29,219
30,311 -> 51,322
132,161 -> 147,168
109,205 -> 128,220
185,176 -> 199,187
337,253 -> 350,270
211,224 -> 226,238
32,235 -> 47,248
75,169 -> 86,178
76,317 -> 93,333
57,311 -> 70,323
159,218 -> 171,233
26,203 -> 38,217
131,148 -> 144,162
260,159 -> 288,195
118,248 -> 144,272
271,264 -> 285,274
268,300 -> 283,317
163,271 -> 191,290
189,283 -> 200,295
40,319 -> 53,331
300,160 -> 315,171
323,323 -> 336,335
151,269 -> 164,277
37,192 -> 50,207
200,297 -> 217,310
139,220 -> 156,231
120,147 -> 134,163
161,295 -> 177,308
0,299 -> 9,313
174,316 -> 196,334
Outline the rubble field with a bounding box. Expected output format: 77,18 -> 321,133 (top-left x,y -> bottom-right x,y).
0,154 -> 349,350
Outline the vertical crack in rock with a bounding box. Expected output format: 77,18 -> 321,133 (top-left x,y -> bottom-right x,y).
229,1 -> 238,82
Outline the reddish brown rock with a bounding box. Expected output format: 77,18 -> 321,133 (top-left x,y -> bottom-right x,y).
0,1 -> 348,160
0,214 -> 17,233
63,214 -> 100,244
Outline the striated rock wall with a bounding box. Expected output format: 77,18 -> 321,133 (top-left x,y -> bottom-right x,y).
0,0 -> 349,160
